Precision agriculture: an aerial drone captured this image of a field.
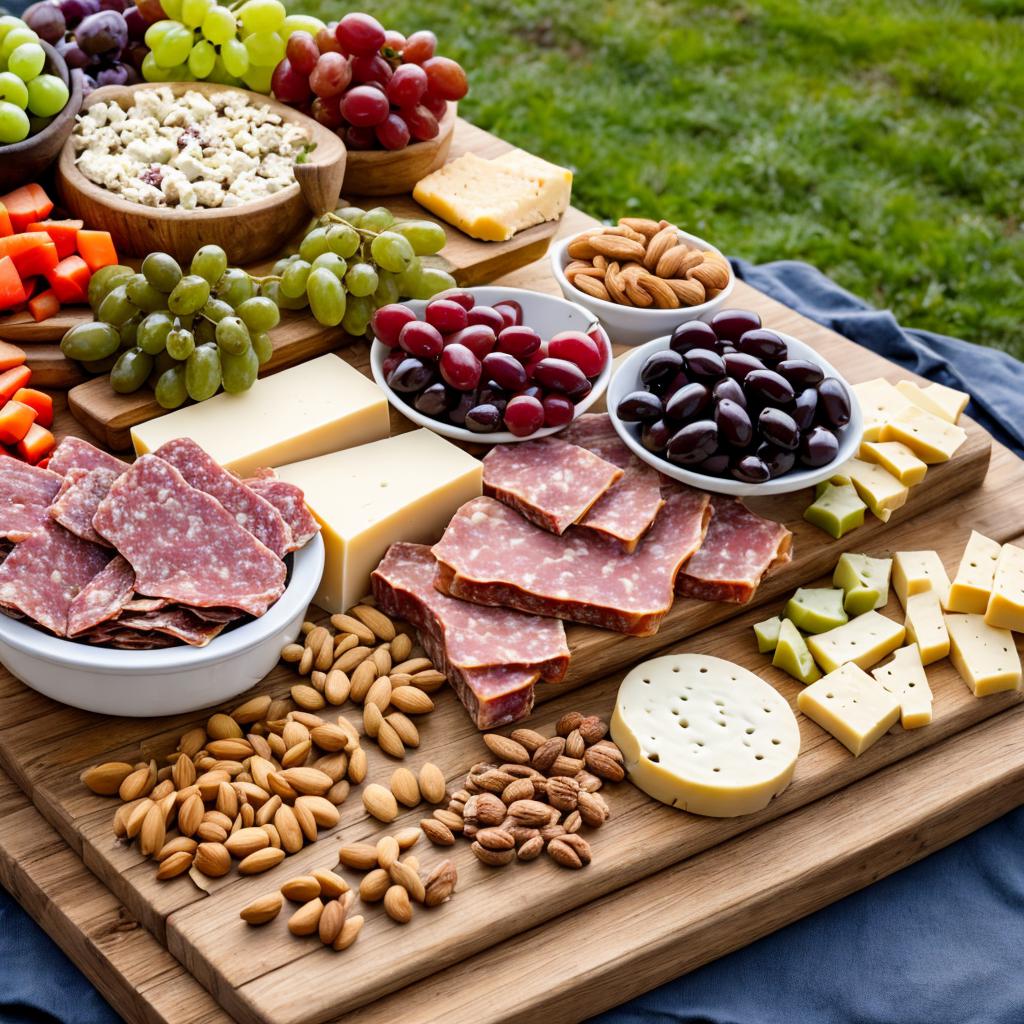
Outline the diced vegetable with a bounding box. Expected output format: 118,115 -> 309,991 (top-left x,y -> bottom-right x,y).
27,287 -> 59,323
12,387 -> 52,428
0,231 -> 50,262
0,399 -> 36,445
27,220 -> 82,260
0,202 -> 12,238
13,240 -> 58,279
0,184 -> 54,232
0,339 -> 26,370
0,255 -> 27,310
14,421 -> 55,463
0,364 -> 32,402
45,255 -> 90,303
76,229 -> 118,272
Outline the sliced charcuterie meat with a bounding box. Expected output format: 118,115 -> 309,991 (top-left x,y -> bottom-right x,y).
154,438 -> 292,557
92,455 -> 286,617
116,607 -> 229,647
48,466 -> 119,547
481,438 -> 622,535
121,596 -> 169,614
47,437 -> 128,477
245,477 -> 320,551
66,554 -> 136,637
0,455 -> 62,541
675,496 -> 792,604
432,488 -> 712,636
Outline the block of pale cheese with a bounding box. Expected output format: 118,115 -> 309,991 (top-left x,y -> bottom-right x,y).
945,613 -> 1021,696
895,380 -> 969,424
610,654 -> 800,817
947,531 -> 1002,614
842,457 -> 909,522
881,405 -> 967,463
903,590 -> 949,665
806,610 -> 906,674
984,542 -> 1024,632
276,429 -> 482,614
851,378 -> 912,442
798,662 -> 901,755
131,355 -> 390,477
872,644 -> 933,729
858,439 -> 927,486
893,550 -> 951,610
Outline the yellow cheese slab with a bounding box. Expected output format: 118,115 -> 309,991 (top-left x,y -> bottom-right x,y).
945,613 -> 1022,696
895,380 -> 969,424
893,550 -> 951,610
130,355 -> 390,477
805,610 -> 906,674
871,644 -> 933,729
851,378 -> 912,442
858,440 -> 928,486
798,662 -> 901,756
276,430 -> 482,614
985,542 -> 1024,633
842,457 -> 909,522
881,405 -> 967,463
904,590 -> 950,665
947,530 -> 1002,614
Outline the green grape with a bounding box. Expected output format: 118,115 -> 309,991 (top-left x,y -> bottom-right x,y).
142,252 -> 183,293
137,312 -> 174,355
202,5 -> 236,44
239,0 -> 286,33
98,286 -> 139,328
359,207 -> 395,233
220,37 -> 249,78
87,265 -> 133,311
186,345 -> 222,401
81,354 -> 119,373
155,365 -> 189,410
0,100 -> 28,143
373,271 -> 401,309
153,349 -> 179,377
201,297 -> 233,322
125,275 -> 168,313
408,267 -> 458,300
271,254 -> 295,276
160,0 -> 183,18
188,39 -> 216,78
0,28 -> 39,63
344,262 -> 378,298
110,348 -> 154,394
393,220 -> 447,256
119,313 -> 143,349
220,346 -> 259,393
242,30 -> 283,67
215,315 -> 250,355
216,266 -> 255,307
370,231 -> 415,274
298,226 -> 330,262
25,74 -> 67,117
194,316 -> 216,345
61,321 -> 121,362
0,16 -> 24,43
141,52 -> 168,83
341,295 -> 373,337
205,55 -> 241,86
236,296 -> 280,332
260,279 -> 307,310
334,206 -> 365,227
8,42 -> 44,82
306,267 -> 346,327
280,259 -> 311,299
326,223 -> 360,259
146,20 -> 193,66
311,252 -> 347,281
251,330 -> 272,365
396,258 -> 423,296
281,14 -> 324,35
181,0 -> 213,29
0,71 -> 28,109
168,274 -> 212,315
190,244 -> 228,286
166,325 -> 196,361
241,62 -> 273,93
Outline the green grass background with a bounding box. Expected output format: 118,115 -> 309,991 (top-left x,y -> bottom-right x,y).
302,0 -> 1024,356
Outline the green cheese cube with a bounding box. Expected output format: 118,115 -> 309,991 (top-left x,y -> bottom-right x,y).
754,615 -> 783,653
814,474 -> 852,499
772,618 -> 822,684
804,482 -> 866,539
833,552 -> 893,615
783,587 -> 849,633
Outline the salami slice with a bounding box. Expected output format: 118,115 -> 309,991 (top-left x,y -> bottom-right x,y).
67,554 -> 136,636
48,437 -> 128,477
121,596 -> 169,614
562,414 -> 665,551
675,496 -> 792,604
154,438 -> 292,557
92,455 -> 286,616
48,466 -> 119,546
116,607 -> 229,647
482,439 -> 623,535
0,455 -> 62,541
433,488 -> 712,636
245,478 -> 320,551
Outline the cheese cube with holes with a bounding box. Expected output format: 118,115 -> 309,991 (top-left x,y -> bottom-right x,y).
881,405 -> 967,463
610,654 -> 800,818
948,531 -> 1002,615
872,644 -> 933,729
895,380 -> 969,425
797,662 -> 901,756
984,543 -> 1024,633
858,440 -> 928,486
945,613 -> 1021,696
851,379 -> 913,442
904,590 -> 950,665
805,610 -> 906,674
276,430 -> 482,614
843,457 -> 909,522
893,550 -> 951,610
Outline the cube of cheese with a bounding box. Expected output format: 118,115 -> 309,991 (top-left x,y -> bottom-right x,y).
985,542 -> 1024,633
945,613 -> 1021,696
893,550 -> 951,610
131,355 -> 390,477
858,440 -> 927,486
851,378 -> 912,442
881,405 -> 967,463
276,430 -> 482,614
871,644 -> 933,729
842,457 -> 909,522
798,662 -> 901,756
903,590 -> 949,665
895,380 -> 969,424
947,531 -> 1002,614
805,610 -> 906,674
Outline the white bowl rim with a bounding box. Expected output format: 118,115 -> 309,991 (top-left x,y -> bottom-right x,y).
0,533 -> 324,672
370,285 -> 614,444
607,330 -> 863,496
549,226 -> 736,318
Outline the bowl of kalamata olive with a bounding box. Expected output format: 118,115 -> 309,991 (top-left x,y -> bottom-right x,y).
369,286 -> 614,443
607,308 -> 862,495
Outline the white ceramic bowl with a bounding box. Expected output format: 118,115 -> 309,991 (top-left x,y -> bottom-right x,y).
607,330 -> 863,496
370,286 -> 613,444
0,534 -> 324,718
550,227 -> 736,347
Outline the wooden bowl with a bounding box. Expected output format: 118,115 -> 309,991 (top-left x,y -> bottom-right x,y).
56,81 -> 346,265
0,41 -> 83,192
342,101 -> 456,196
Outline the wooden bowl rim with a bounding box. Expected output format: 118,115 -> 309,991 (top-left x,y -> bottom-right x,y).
57,80 -> 344,223
345,101 -> 456,167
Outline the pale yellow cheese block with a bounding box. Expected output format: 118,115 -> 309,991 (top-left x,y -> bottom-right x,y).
881,405 -> 967,463
871,644 -> 933,729
985,542 -> 1024,633
276,430 -> 482,614
947,530 -> 1002,614
945,613 -> 1022,696
130,355 -> 390,477
798,662 -> 901,756
903,590 -> 950,665
842,457 -> 909,522
895,380 -> 969,424
805,610 -> 906,674
851,378 -> 912,442
858,439 -> 928,486
893,550 -> 951,610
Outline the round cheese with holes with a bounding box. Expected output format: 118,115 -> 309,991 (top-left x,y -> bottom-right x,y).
610,654 -> 800,817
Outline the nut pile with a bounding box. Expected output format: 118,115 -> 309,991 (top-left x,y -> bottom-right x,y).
361,761 -> 448,823
420,711 -> 624,870
565,218 -> 731,310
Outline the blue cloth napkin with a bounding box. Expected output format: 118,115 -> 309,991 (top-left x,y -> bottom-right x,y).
3,259 -> 1024,1024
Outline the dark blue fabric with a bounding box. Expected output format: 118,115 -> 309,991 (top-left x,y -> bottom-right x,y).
3,259 -> 1024,1024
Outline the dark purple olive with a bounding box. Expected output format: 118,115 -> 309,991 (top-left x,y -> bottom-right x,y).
640,349 -> 684,386
414,382 -> 449,417
758,407 -> 800,450
465,403 -> 503,433
745,368 -> 795,407
731,454 -> 771,483
710,308 -> 761,343
617,390 -> 664,423
448,392 -> 476,425
757,442 -> 797,478
641,418 -> 672,453
476,382 -> 508,414
667,420 -> 718,465
670,320 -> 719,354
660,370 -> 691,400
516,384 -> 543,400
719,343 -> 737,355
723,351 -> 765,382
713,377 -> 747,408
664,381 -> 710,424
818,377 -> 852,428
388,357 -> 434,393
481,351 -> 528,392
776,358 -> 824,389
532,357 -> 590,397
694,453 -> 731,476
738,328 -> 788,363
716,399 -> 753,448
792,388 -> 818,431
799,426 -> 840,467
682,347 -> 726,380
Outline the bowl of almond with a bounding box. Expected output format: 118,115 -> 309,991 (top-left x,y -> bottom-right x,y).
550,219 -> 735,346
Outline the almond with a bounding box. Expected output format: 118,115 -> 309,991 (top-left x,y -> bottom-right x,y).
215,780 -> 239,819
548,833 -> 592,869
347,746 -> 368,784
206,713 -> 242,740
194,842 -> 231,878
315,752 -> 348,782
119,764 -> 155,802
389,767 -> 420,808
420,818 -> 455,845
584,745 -> 625,782
349,658 -> 377,701
476,827 -> 515,852
388,859 -> 425,902
589,234 -> 646,262
573,274 -> 611,302
566,234 -> 599,260
225,827 -> 270,859
281,875 -> 321,901
665,276 -> 706,306
292,800 -> 318,842
423,859 -> 458,907
239,847 -> 286,875
385,712 -> 420,748
482,733 -> 530,765
338,842 -> 379,870
417,762 -> 446,805
171,753 -> 197,790
531,736 -> 565,772
274,805 -> 304,854
371,647 -> 392,677
376,720 -> 405,758
156,837 -> 197,862
472,842 -> 515,866
390,632 -> 412,662
688,255 -> 730,291
155,850 -> 194,879
139,803 -> 166,858
333,914 -> 364,951
510,728 -> 547,752
282,766 -> 333,796
288,897 -> 324,936
327,779 -> 350,805
295,795 -> 340,828
313,869 -> 349,898
324,670 -> 351,706
330,613 -> 375,644
349,604 -> 395,641
280,642 -> 305,663
337,645 -> 374,676
391,657 -> 433,676
363,783 -> 398,823
81,761 -> 134,796
384,885 -> 412,923
362,701 -> 383,739
643,225 -> 678,271
318,899 -> 346,944
409,669 -> 445,692
389,686 -> 433,715
506,799 -> 553,827
432,808 -> 464,833
359,868 -> 390,902
618,217 -> 661,240
240,893 -> 282,925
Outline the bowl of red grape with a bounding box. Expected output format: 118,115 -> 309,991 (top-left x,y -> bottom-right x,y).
607,308 -> 862,495
369,286 -> 614,443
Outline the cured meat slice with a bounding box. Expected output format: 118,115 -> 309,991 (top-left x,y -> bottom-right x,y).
48,437 -> 127,477
121,596 -> 169,614
67,554 -> 136,636
481,438 -> 623,535
48,466 -> 119,546
433,488 -> 712,636
246,478 -> 320,551
154,438 -> 292,557
562,414 -> 665,551
675,496 -> 792,604
83,628 -> 178,649
92,455 -> 286,617
0,455 -> 61,541
0,522 -> 111,636
116,607 -> 229,647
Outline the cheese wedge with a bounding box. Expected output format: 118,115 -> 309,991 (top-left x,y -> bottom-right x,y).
881,405 -> 967,463
895,380 -> 969,424
945,613 -> 1021,696
858,440 -> 928,486
985,542 -> 1024,633
805,610 -> 906,674
893,550 -> 951,610
871,644 -> 933,729
843,457 -> 909,522
851,378 -> 912,442
903,590 -> 950,664
947,531 -> 1002,614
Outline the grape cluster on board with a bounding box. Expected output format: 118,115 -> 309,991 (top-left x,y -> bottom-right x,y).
0,13 -> 71,143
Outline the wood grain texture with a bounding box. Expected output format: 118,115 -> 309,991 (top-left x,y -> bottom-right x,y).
23,343 -> 87,389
